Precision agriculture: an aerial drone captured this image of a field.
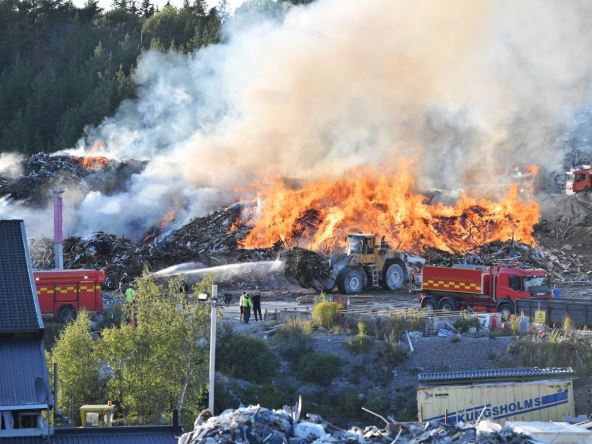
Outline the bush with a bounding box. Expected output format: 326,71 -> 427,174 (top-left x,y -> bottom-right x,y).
240,383 -> 296,409
273,320 -> 314,364
563,316 -> 574,332
217,327 -> 278,383
334,391 -> 363,417
312,302 -> 343,329
377,332 -> 408,366
297,352 -> 341,384
509,331 -> 592,385
100,304 -> 125,329
453,315 -> 480,333
374,311 -> 425,342
345,322 -> 371,354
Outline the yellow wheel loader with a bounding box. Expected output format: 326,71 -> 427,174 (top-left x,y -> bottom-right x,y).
321,233 -> 424,294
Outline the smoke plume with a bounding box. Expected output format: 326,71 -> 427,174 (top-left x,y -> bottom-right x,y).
8,0 -> 592,238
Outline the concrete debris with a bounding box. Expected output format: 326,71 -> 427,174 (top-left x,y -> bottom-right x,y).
179,405 -> 540,444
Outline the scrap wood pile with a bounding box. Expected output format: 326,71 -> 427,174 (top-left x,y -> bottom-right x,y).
423,239 -> 591,283
0,153 -> 145,205
30,205 -> 279,290
280,248 -> 331,291
179,405 -> 538,444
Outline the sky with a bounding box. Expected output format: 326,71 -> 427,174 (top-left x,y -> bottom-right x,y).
71,0 -> 245,11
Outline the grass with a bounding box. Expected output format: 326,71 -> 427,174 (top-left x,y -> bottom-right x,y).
509,330 -> 592,386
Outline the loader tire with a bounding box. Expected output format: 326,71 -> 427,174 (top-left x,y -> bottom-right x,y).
382,262 -> 406,290
337,266 -> 366,294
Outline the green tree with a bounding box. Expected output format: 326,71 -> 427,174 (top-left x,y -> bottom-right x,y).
97,275 -> 210,427
50,311 -> 101,424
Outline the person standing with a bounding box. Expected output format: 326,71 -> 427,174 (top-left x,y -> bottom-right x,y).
252,293 -> 262,322
239,292 -> 245,322
243,293 -> 253,324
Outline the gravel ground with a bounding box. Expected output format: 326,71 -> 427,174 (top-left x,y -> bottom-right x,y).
393,335 -> 514,389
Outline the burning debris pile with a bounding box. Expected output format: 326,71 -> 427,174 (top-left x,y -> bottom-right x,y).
424,240 -> 592,283
179,405 -> 538,444
241,170 -> 540,254
0,153 -> 145,205
30,205 -> 278,289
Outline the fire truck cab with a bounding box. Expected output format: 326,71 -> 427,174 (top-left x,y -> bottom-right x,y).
34,269 -> 105,322
565,165 -> 592,194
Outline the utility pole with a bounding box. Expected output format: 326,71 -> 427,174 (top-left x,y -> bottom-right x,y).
208,284 -> 217,414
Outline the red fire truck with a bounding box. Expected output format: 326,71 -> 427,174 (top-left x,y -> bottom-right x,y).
419,265 -> 550,320
565,165 -> 592,194
33,269 -> 105,322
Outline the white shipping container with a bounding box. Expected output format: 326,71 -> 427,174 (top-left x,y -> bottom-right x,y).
417,379 -> 574,424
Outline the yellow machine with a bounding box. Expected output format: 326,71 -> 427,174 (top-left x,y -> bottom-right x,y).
326,233 -> 418,294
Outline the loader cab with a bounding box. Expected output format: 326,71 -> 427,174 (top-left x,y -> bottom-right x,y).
347,234 -> 376,265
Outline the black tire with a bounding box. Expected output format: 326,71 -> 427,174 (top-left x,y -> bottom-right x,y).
337,266 -> 366,294
421,297 -> 437,311
57,305 -> 76,324
438,298 -> 456,312
497,303 -> 514,321
381,262 -> 406,290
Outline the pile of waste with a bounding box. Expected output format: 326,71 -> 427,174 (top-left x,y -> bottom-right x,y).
280,248 -> 331,291
0,153 -> 145,205
179,405 -> 539,444
30,205 -> 279,289
424,239 -> 592,283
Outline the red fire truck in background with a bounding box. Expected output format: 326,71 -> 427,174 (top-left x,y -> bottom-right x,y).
419,265 -> 550,320
565,165 -> 592,194
34,269 -> 105,322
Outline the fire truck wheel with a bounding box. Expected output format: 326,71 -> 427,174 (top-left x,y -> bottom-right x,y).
57,305 -> 76,324
337,266 -> 366,294
421,297 -> 437,311
382,262 -> 406,290
497,303 -> 514,321
438,298 -> 456,312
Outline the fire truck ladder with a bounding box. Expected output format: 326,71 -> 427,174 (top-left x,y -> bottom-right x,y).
368,264 -> 380,287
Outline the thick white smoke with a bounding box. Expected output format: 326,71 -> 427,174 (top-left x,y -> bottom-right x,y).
7,0 -> 592,238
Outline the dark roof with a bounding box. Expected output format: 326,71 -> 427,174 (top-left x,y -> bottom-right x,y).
3,426 -> 181,444
0,220 -> 43,334
419,367 -> 575,385
0,337 -> 52,408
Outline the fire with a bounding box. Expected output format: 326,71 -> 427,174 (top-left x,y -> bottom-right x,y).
159,209 -> 176,232
241,168 -> 539,254
143,209 -> 176,243
74,156 -> 110,170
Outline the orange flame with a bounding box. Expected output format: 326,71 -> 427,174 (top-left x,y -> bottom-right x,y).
160,209 -> 176,232
74,156 -> 110,170
241,168 -> 539,253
